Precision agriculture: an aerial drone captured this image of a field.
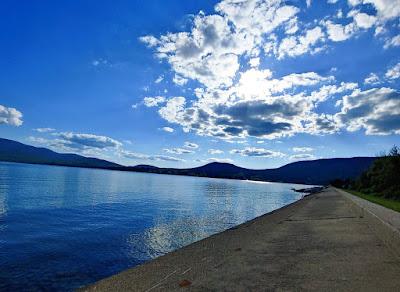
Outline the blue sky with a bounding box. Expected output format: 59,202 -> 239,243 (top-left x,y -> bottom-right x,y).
0,0 -> 399,169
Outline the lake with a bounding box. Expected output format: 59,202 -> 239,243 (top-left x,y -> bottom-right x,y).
0,162 -> 311,291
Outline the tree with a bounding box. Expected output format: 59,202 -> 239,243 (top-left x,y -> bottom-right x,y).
354,146 -> 400,199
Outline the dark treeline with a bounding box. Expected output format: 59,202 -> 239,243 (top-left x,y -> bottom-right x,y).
332,146 -> 400,200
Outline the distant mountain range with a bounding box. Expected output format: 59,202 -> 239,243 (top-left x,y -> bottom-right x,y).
0,137 -> 376,185
0,138 -> 120,169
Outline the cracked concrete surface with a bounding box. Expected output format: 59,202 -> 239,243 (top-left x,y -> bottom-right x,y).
82,187 -> 400,292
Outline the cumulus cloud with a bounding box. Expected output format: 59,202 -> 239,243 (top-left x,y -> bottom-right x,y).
337,87 -> 400,135
363,0 -> 400,21
173,75 -> 189,86
208,149 -> 224,154
249,57 -> 260,67
292,147 -> 314,152
143,96 -> 166,107
56,132 -> 122,150
384,35 -> 400,49
184,142 -> 199,149
385,63 -> 400,80
120,150 -> 185,162
0,105 -> 23,126
230,147 -> 285,157
290,153 -> 316,160
353,12 -> 376,29
156,69 -> 355,140
364,73 -> 380,85
161,126 -> 174,133
155,75 -> 164,83
140,0 -> 399,143
347,0 -> 400,21
140,0 -> 300,88
277,26 -> 325,58
158,97 -> 186,123
198,157 -> 234,164
322,0 -> 399,45
164,147 -> 194,154
34,127 -> 55,133
27,133 -> 120,159
324,21 -> 357,42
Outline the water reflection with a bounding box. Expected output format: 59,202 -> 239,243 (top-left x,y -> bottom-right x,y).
0,162 -> 310,291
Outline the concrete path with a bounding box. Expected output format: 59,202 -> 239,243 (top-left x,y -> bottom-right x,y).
83,187 -> 400,291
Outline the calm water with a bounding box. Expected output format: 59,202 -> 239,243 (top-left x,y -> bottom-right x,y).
0,162 -> 310,291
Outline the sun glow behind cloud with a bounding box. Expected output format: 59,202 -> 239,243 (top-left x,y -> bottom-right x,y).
138,0 -> 399,145
3,0 -> 399,167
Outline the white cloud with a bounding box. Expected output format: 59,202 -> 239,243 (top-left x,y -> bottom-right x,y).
156,69 -> 354,140
306,0 -> 312,8
140,0 -> 300,89
202,157 -> 234,163
152,155 -> 185,162
28,132 -> 123,160
140,0 -> 400,143
184,142 -> 199,149
384,35 -> 400,49
348,0 -> 362,6
337,87 -> 400,135
139,35 -> 159,47
143,96 -> 166,107
327,0 -> 339,4
230,147 -> 285,157
34,127 -> 55,133
385,63 -> 400,79
161,126 -> 174,133
352,12 -> 377,29
121,150 -> 185,162
57,132 -> 122,149
363,0 -> 400,21
173,75 -> 188,86
28,136 -> 50,144
0,105 -> 23,126
158,97 -> 186,124
364,73 -> 380,85
92,58 -> 109,67
324,21 -> 357,42
155,75 -> 164,83
119,150 -> 150,160
249,57 -> 260,67
208,149 -> 224,154
164,147 -> 194,154
277,26 -> 325,58
290,153 -> 316,160
293,147 -> 314,152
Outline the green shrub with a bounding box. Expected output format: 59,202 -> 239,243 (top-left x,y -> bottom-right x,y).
353,146 -> 400,200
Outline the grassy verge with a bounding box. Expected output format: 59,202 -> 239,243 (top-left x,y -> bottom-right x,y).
344,189 -> 400,213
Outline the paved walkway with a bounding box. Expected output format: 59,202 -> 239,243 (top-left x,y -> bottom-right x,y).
84,187 -> 400,291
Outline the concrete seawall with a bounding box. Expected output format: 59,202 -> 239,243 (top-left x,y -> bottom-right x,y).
83,187 -> 400,291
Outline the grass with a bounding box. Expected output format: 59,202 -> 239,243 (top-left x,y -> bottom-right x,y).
345,189 -> 400,213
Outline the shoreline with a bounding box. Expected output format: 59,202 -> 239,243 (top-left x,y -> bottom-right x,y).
0,160 -> 318,186
82,187 -> 400,291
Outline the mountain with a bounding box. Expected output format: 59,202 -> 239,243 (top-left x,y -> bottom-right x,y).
0,138 -> 376,185
0,138 -> 120,169
121,158 -> 376,185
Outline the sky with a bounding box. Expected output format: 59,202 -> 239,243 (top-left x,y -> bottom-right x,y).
0,0 -> 399,169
